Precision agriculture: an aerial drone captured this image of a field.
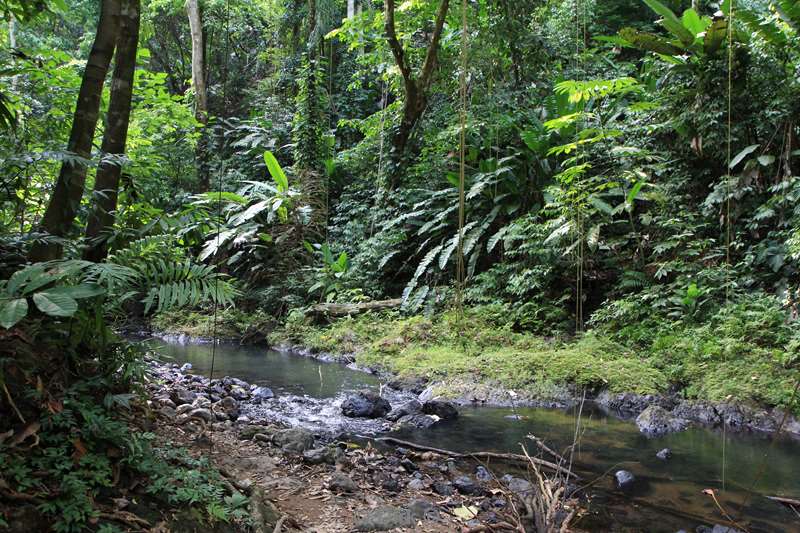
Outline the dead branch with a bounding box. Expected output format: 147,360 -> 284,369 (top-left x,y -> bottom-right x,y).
375,437 -> 578,479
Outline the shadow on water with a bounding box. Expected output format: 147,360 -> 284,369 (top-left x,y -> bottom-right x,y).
147,339 -> 800,532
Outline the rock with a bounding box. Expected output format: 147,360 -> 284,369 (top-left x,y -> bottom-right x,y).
341,391 -> 391,418
175,404 -> 193,416
433,481 -> 454,496
656,448 -> 672,460
381,478 -> 400,492
229,385 -> 249,401
504,476 -> 533,496
614,470 -> 636,491
159,406 -> 176,419
422,400 -> 458,420
717,404 -> 746,430
406,479 -> 427,490
387,376 -> 429,394
251,386 -> 274,402
172,389 -> 197,405
711,525 -> 745,533
191,396 -> 211,409
354,505 -> 414,531
188,408 -> 215,423
303,447 -> 337,465
400,458 -> 418,472
212,396 -> 239,420
453,475 -> 482,495
329,473 -> 358,493
179,363 -> 192,372
386,400 -> 422,421
396,414 -> 438,428
407,499 -> 438,520
157,397 -> 176,409
418,385 -> 437,403
673,400 -> 722,426
236,416 -> 250,424
636,405 -> 689,436
240,424 -> 273,440
597,391 -> 675,414
273,427 -> 315,453
475,466 -> 492,482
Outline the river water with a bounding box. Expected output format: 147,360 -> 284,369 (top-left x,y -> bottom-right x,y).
147,339 -> 800,532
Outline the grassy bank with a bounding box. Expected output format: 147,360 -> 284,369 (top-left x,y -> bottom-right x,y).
267,299 -> 800,412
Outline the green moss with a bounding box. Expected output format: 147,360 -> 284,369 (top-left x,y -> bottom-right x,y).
269,302 -> 800,413
151,308 -> 272,339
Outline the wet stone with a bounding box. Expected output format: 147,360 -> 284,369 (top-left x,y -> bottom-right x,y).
656,448 -> 672,460
614,470 -> 636,491
341,391 -> 392,418
422,400 -> 459,420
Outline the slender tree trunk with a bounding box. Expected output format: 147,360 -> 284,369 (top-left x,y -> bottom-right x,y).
186,0 -> 210,191
84,0 -> 140,262
347,0 -> 355,19
8,16 -> 17,92
28,0 -> 121,262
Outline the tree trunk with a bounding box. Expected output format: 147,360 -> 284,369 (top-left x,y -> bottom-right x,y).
83,0 -> 141,262
28,0 -> 121,262
384,0 -> 450,185
186,0 -> 210,192
347,0 -> 355,19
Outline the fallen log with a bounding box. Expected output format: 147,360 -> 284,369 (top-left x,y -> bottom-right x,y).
309,299 -> 402,317
374,436 -> 578,479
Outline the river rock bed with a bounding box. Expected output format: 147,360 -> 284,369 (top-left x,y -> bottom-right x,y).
144,357 -> 581,531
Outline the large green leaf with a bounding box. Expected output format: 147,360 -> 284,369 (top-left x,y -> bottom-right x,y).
46,284 -> 106,299
730,144 -> 759,169
264,151 -> 289,192
32,291 -> 78,317
0,298 -> 28,329
703,17 -> 728,55
643,0 -> 696,45
776,0 -> 800,31
681,8 -> 710,36
619,28 -> 684,56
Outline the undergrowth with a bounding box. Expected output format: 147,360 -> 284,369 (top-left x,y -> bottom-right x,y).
0,321 -> 251,532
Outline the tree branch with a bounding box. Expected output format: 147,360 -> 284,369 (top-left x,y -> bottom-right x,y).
384,0 -> 412,85
419,0 -> 450,88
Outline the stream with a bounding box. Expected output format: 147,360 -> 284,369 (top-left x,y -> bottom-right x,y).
147,339 -> 800,532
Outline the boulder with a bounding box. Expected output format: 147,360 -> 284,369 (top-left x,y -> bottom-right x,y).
672,400 -> 722,426
188,408 -> 215,423
422,400 -> 458,420
251,386 -> 274,402
636,405 -> 689,437
386,400 -> 422,421
175,404 -> 193,416
614,470 -> 636,491
341,391 -> 391,418
273,427 -> 315,453
229,385 -> 249,401
179,363 -> 192,373
212,396 -> 239,421
396,414 -> 438,428
171,389 -> 197,405
302,447 -> 339,465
